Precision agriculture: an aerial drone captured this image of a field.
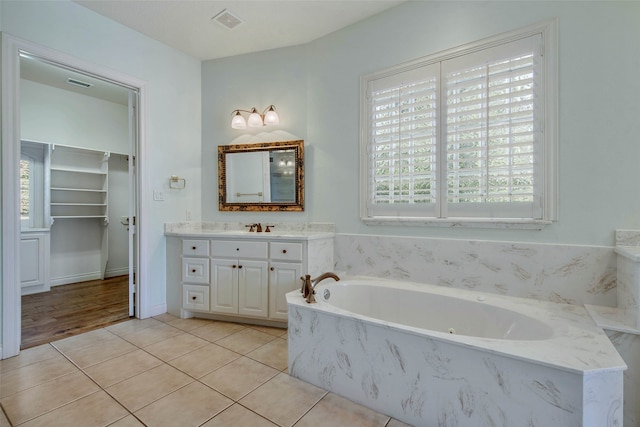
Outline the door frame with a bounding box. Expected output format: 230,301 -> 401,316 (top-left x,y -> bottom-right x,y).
1,33 -> 150,359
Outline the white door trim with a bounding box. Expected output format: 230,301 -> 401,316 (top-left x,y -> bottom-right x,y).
1,33 -> 150,359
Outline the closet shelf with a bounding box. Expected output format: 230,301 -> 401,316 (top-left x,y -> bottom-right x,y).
51,167 -> 107,175
51,187 -> 107,193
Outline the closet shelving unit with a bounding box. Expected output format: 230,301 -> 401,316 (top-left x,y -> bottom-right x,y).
49,145 -> 109,224
48,144 -> 110,279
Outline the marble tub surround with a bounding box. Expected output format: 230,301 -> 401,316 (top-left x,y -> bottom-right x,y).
165,221 -> 335,238
615,229 -> 640,246
287,279 -> 626,427
334,234 -> 617,307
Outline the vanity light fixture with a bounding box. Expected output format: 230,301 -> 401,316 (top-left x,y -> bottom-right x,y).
231,105 -> 279,129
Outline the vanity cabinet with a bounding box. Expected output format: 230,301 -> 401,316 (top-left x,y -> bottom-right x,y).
170,231 -> 334,325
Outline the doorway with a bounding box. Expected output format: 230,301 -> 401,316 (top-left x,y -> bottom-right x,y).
1,34 -> 147,358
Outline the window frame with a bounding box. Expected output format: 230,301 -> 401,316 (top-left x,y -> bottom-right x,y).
359,20 -> 557,229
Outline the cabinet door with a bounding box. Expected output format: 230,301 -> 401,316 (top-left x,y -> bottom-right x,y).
211,258 -> 238,314
269,262 -> 303,321
238,260 -> 269,318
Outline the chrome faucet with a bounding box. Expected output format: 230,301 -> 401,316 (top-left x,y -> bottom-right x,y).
300,272 -> 340,303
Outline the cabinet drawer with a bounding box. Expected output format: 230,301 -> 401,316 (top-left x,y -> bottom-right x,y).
211,240 -> 268,259
183,285 -> 210,311
183,239 -> 210,257
270,242 -> 303,262
182,257 -> 210,284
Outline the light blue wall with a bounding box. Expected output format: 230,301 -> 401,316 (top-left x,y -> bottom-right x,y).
202,1 -> 640,246
1,0 -> 202,312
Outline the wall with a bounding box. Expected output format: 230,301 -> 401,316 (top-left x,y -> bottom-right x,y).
202,1 -> 640,248
21,79 -> 128,153
1,0 -> 202,316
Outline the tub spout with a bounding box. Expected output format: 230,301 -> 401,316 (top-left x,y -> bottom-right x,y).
300,272 -> 340,303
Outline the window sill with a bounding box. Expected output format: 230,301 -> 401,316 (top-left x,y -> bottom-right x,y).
361,217 -> 552,230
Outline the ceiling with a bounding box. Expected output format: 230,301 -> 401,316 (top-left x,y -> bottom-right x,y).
74,0 -> 406,61
20,1 -> 405,105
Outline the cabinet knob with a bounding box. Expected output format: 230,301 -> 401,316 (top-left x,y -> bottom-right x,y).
282,249 -> 287,254
270,267 -> 274,271
232,265 -> 237,268
236,248 -> 240,251
191,269 -> 196,273
192,246 -> 197,250
238,265 -> 243,269
192,296 -> 197,300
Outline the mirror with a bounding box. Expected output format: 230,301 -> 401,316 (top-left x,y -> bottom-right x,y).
218,140 -> 304,211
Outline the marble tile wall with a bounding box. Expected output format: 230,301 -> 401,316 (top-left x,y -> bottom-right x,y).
334,234 -> 617,307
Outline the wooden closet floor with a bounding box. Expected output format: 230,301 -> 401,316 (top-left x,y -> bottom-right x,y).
21,276 -> 131,349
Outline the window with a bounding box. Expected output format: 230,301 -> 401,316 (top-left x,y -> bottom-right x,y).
20,142 -> 46,229
360,21 -> 557,227
20,159 -> 31,223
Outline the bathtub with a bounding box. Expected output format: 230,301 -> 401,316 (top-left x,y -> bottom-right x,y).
287,277 -> 626,427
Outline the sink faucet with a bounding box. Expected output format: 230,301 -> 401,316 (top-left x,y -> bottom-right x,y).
254,223 -> 262,232
300,272 -> 340,303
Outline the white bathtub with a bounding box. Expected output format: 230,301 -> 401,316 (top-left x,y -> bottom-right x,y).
287,277 -> 626,427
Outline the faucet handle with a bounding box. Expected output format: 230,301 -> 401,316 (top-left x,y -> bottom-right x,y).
265,225 -> 275,232
245,224 -> 255,232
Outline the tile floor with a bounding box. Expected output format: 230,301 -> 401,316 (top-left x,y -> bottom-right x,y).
0,314 -> 411,427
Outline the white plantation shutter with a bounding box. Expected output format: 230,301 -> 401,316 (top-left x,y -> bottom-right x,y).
443,35 -> 542,218
367,64 -> 439,217
362,29 -> 550,222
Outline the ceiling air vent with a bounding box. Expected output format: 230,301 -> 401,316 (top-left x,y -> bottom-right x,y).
212,9 -> 243,30
67,78 -> 93,89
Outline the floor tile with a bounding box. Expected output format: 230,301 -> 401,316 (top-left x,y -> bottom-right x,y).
135,381 -> 232,427
118,323 -> 183,347
166,317 -> 213,332
294,392 -> 390,427
107,414 -> 146,426
215,328 -> 275,354
57,335 -> 137,368
105,318 -> 163,336
0,407 -> 10,426
52,328 -> 117,353
168,343 -> 239,378
240,373 -> 327,427
1,371 -> 99,426
106,363 -> 193,412
143,332 -> 209,361
246,338 -> 288,371
17,391 -> 128,427
199,356 -> 279,400
189,321 -> 246,342
0,354 -> 77,398
249,325 -> 287,338
152,313 -> 178,323
83,349 -> 163,388
0,344 -> 59,374
201,403 -> 277,427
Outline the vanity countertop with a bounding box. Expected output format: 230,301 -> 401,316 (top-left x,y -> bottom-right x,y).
165,222 -> 335,241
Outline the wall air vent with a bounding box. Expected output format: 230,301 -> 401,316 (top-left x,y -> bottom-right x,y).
212,9 -> 243,30
67,78 -> 93,89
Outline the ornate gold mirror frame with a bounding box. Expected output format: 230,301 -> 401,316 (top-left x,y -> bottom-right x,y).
218,140 -> 304,211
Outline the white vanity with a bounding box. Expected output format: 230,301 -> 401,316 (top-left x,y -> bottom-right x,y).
165,222 -> 334,326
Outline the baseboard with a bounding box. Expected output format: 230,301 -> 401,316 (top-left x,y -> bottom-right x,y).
50,272 -> 101,287
105,267 -> 130,278
146,303 -> 167,319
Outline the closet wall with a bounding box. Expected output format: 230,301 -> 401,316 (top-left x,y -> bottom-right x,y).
20,78 -> 130,290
